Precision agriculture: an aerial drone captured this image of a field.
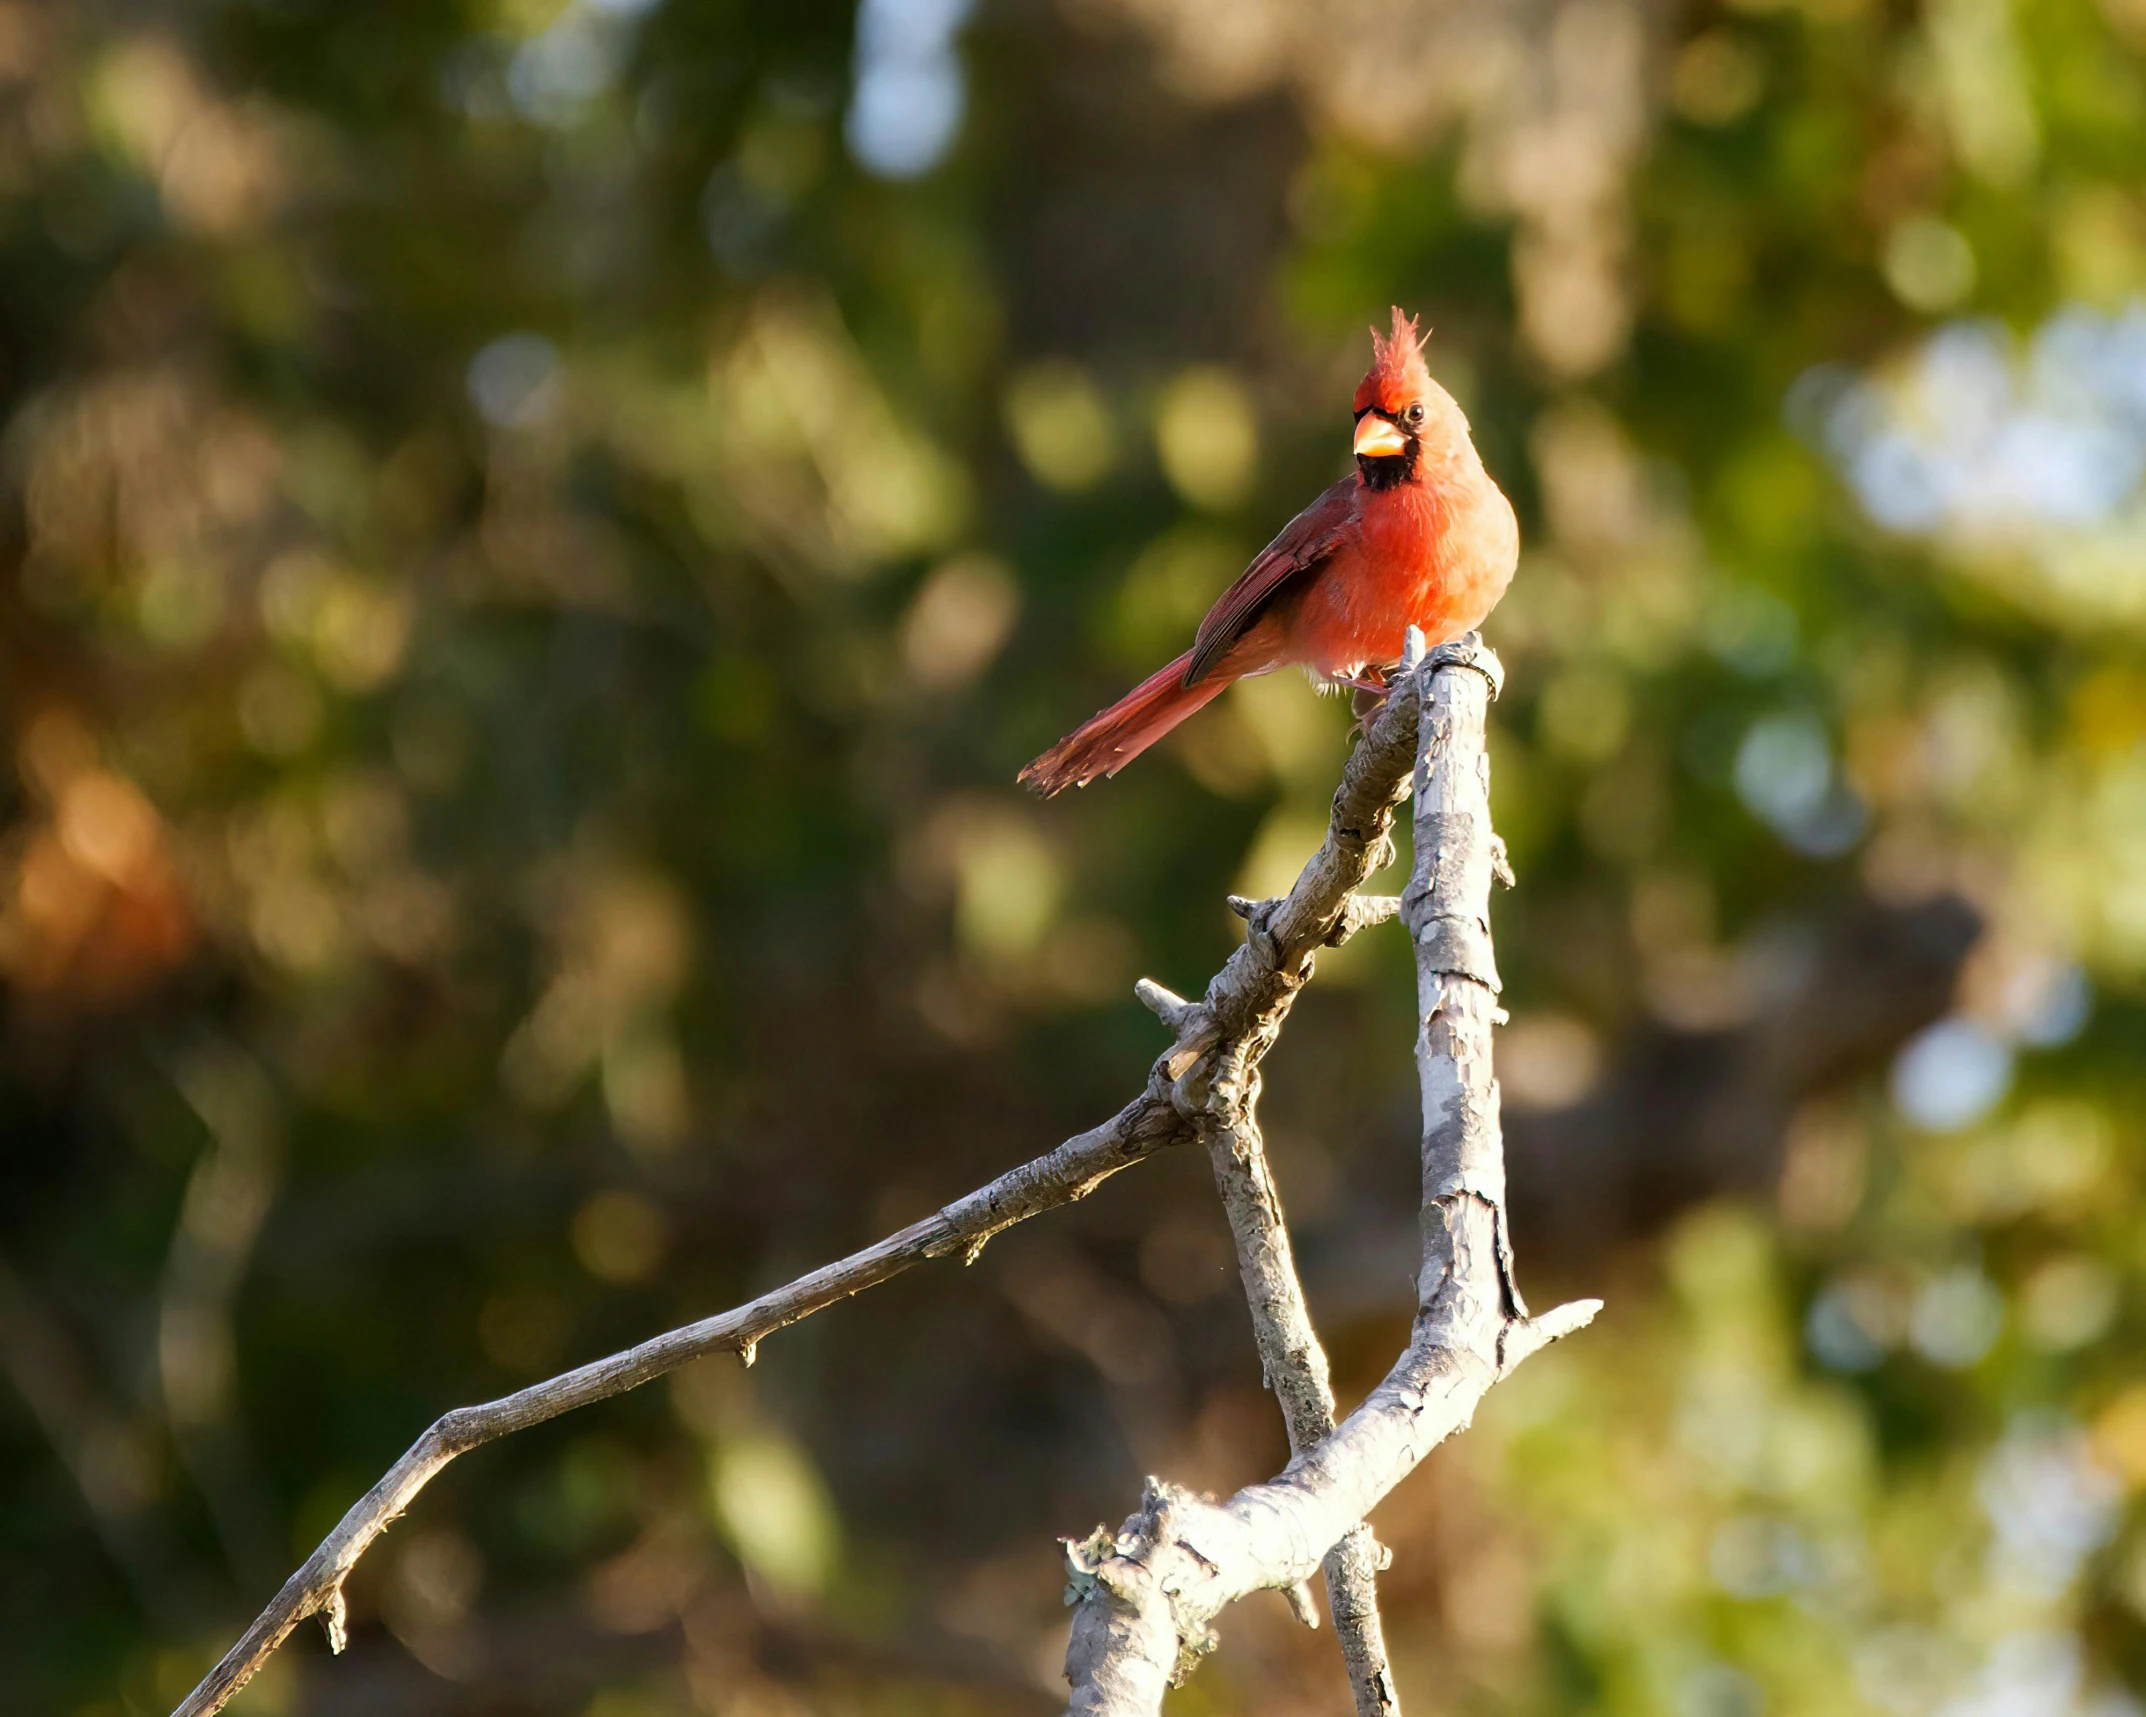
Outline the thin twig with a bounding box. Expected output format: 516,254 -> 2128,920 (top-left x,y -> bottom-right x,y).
1060,637 -> 1601,1716
171,661 -> 1433,1717
171,1096 -> 1180,1717
1201,1112 -> 1399,1716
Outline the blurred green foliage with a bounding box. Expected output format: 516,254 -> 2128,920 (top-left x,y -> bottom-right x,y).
3,0 -> 2146,1712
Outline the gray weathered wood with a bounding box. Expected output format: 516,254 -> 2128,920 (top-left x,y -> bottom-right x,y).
170,1095 -> 1179,1717
1201,1109 -> 1400,1717
170,653 -> 1437,1717
1170,647 -> 1426,1714
1059,636 -> 1600,1716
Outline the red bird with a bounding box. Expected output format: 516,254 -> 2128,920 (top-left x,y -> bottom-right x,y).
1019,309 -> 1518,796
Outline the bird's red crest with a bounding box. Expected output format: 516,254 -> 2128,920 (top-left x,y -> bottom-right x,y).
1353,306 -> 1432,416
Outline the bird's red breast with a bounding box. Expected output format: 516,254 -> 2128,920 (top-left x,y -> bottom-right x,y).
1019,308 -> 1517,795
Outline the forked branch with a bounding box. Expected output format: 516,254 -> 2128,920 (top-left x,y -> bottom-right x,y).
171,660 -> 1435,1717
1150,648 -> 1429,1712
1060,636 -> 1600,1716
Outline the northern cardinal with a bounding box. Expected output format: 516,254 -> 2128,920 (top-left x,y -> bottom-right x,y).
1019,309 -> 1517,796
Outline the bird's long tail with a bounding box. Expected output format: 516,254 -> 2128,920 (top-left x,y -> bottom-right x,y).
1019,650 -> 1232,796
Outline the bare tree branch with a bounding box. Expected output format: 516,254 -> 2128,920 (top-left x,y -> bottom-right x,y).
1200,1109 -> 1399,1716
1175,646 -> 1427,1713
169,1096 -> 1177,1717
171,656 -> 1435,1717
1060,637 -> 1601,1716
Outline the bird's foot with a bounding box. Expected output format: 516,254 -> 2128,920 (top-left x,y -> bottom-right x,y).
1346,667 -> 1391,733
1423,631 -> 1504,699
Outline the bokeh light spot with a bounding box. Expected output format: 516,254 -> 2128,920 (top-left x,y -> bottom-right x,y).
1891,1017 -> 2013,1132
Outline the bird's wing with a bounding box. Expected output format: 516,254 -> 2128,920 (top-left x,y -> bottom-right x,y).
1182,478 -> 1357,687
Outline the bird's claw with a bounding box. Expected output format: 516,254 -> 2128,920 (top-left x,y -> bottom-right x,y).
1343,665 -> 1392,733
1423,631 -> 1504,699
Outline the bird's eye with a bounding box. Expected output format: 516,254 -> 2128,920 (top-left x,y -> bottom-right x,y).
1407,403 -> 1425,424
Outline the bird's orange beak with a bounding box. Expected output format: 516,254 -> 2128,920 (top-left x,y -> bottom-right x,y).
1353,414 -> 1407,459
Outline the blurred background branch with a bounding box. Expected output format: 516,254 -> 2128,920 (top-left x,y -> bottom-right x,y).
0,1248 -> 197,1635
